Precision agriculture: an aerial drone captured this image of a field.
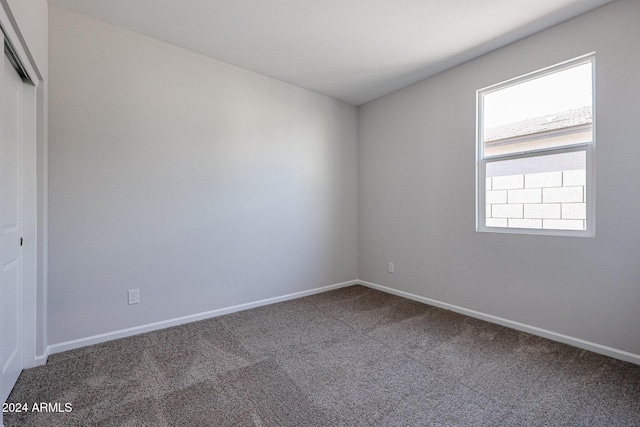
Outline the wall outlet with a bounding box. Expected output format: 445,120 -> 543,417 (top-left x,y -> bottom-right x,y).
388,262 -> 395,273
128,289 -> 140,305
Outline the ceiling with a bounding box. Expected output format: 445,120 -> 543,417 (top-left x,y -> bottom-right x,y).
48,0 -> 613,105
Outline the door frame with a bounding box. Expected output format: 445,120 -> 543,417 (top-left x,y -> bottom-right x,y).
1,0 -> 44,380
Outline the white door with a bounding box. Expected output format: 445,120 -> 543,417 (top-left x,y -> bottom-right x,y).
1,49 -> 24,404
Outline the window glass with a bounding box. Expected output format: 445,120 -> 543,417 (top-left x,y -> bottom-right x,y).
477,55 -> 594,236
485,151 -> 586,230
483,63 -> 592,157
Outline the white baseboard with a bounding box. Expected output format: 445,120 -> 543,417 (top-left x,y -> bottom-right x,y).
359,280 -> 640,365
34,352 -> 49,367
40,278 -> 640,366
45,280 -> 358,358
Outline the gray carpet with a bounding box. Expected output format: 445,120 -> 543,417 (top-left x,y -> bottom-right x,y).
5,285 -> 640,426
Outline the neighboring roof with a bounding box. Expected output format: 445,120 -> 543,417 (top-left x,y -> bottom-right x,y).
484,106 -> 592,143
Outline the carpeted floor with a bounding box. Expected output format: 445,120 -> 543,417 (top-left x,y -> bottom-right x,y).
5,285 -> 640,426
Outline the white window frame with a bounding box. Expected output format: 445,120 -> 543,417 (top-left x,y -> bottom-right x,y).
476,54 -> 596,237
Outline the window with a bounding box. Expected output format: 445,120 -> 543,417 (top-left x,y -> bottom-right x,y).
476,54 -> 595,237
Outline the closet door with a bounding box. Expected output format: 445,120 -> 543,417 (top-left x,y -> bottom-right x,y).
1,47 -> 25,404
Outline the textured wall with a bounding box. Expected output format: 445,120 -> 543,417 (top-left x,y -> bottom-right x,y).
48,6 -> 358,344
486,169 -> 586,230
359,0 -> 640,356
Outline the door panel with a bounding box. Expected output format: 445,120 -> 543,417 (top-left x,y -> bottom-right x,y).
1,51 -> 24,404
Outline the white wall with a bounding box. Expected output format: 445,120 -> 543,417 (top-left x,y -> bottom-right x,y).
359,0 -> 640,357
48,5 -> 358,345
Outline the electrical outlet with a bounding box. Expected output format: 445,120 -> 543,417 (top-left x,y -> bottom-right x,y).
388,262 -> 395,273
128,289 -> 140,305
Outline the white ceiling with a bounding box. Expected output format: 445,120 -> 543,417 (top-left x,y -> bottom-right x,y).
48,0 -> 613,105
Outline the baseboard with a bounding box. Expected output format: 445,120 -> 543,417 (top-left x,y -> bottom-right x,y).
358,280 -> 640,365
45,279 -> 358,358
42,278 -> 640,366
34,351 -> 49,367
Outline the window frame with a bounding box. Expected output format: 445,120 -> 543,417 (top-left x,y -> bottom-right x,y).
476,54 -> 596,237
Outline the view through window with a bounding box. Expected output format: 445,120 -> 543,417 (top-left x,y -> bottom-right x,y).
477,55 -> 595,235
